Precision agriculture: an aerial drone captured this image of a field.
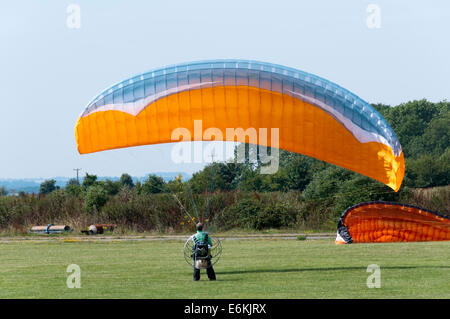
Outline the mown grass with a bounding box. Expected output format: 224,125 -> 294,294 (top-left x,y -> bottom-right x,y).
0,239 -> 448,298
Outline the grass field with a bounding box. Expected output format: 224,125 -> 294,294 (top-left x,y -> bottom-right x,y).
0,238 -> 449,298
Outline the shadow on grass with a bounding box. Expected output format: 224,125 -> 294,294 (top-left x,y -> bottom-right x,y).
218,265 -> 450,275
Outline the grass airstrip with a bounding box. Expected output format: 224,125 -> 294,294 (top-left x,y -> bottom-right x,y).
0,237 -> 448,298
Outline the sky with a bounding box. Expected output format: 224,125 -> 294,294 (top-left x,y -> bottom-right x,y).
1,0 -> 449,179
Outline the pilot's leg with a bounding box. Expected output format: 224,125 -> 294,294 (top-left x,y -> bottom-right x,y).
207,260 -> 216,281
193,267 -> 201,281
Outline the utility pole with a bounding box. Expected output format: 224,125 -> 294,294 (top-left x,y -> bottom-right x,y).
204,151 -> 217,224
73,168 -> 82,185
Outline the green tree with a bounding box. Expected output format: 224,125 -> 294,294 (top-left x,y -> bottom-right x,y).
189,162 -> 237,193
120,173 -> 134,188
166,174 -> 184,193
39,179 -> 58,195
66,178 -> 79,186
65,178 -> 81,196
284,156 -> 314,191
0,187 -> 7,196
142,174 -> 166,194
371,103 -> 392,117
82,173 -> 98,191
333,176 -> 400,217
404,151 -> 450,188
134,181 -> 142,194
420,108 -> 449,156
302,166 -> 354,201
233,165 -> 263,192
84,185 -> 108,212
101,179 -> 121,196
382,99 -> 442,158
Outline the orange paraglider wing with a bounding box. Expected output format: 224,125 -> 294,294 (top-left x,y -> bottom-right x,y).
336,201 -> 450,244
75,60 -> 404,191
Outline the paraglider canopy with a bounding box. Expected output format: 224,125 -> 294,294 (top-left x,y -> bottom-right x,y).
336,201 -> 450,244
75,59 -> 404,191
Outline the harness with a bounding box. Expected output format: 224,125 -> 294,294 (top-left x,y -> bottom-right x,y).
192,233 -> 210,260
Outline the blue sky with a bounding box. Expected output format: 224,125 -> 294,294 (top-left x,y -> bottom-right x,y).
1,0 -> 449,179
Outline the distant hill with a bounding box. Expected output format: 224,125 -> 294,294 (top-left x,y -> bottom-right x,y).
0,172 -> 191,194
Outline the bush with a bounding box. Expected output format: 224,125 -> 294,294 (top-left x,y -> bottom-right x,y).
39,179 -> 58,195
215,192 -> 300,230
333,176 -> 401,218
404,186 -> 450,216
302,166 -> 354,201
84,185 -> 108,213
100,191 -> 183,232
404,150 -> 450,188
